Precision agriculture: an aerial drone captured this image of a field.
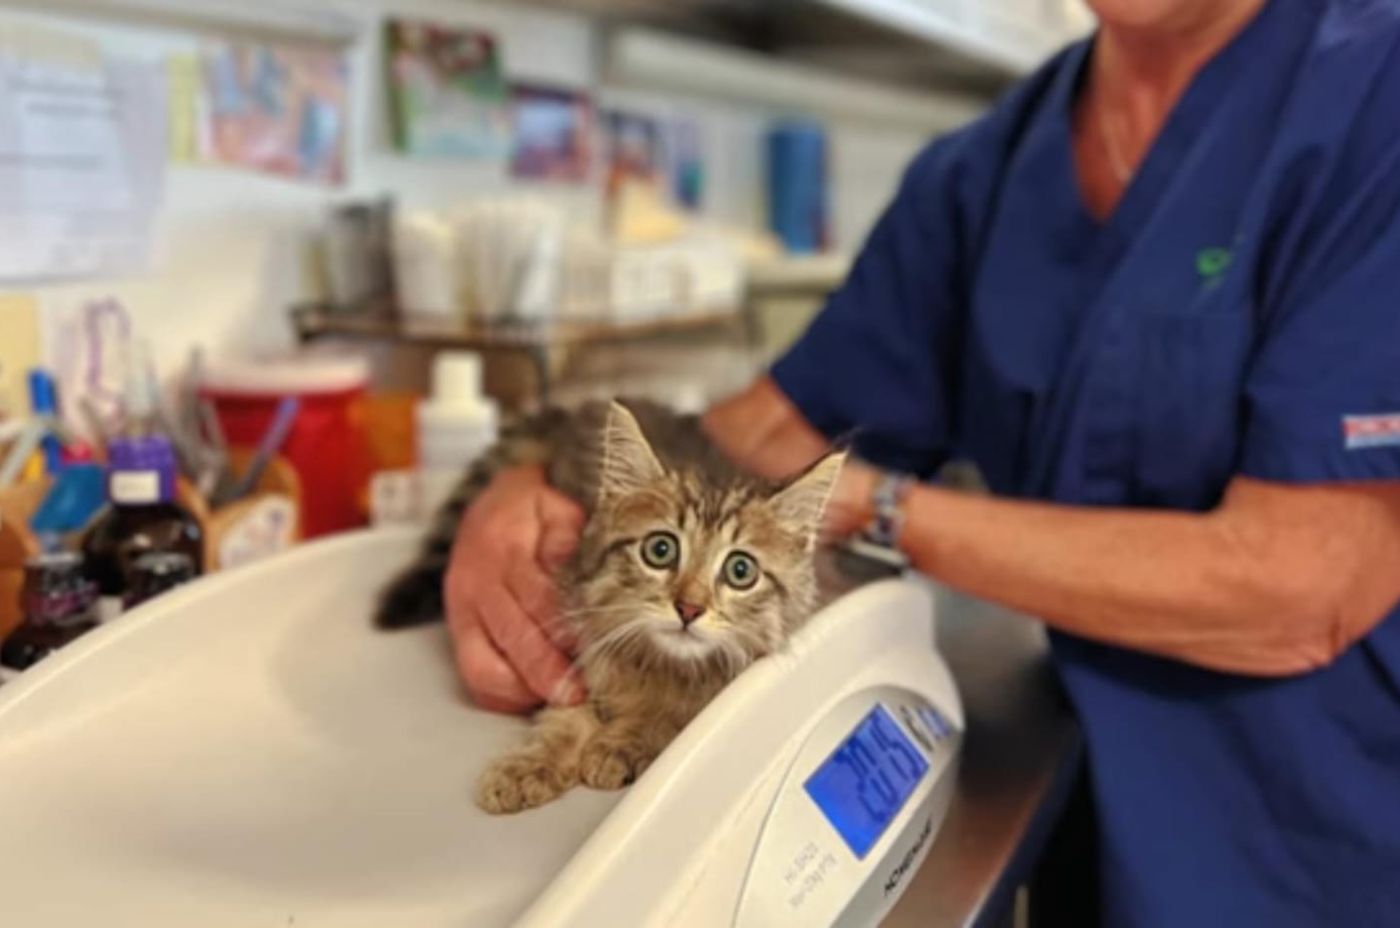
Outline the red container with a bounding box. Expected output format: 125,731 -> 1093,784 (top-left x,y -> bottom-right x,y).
200,357 -> 371,538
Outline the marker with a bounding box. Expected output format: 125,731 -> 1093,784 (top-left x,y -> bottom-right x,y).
0,420 -> 45,487
27,369 -> 63,475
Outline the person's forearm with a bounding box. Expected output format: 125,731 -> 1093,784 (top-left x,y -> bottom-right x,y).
702,376 -> 831,480
898,483 -> 1356,676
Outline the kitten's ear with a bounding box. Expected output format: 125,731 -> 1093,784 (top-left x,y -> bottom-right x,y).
769,451 -> 847,549
600,400 -> 665,498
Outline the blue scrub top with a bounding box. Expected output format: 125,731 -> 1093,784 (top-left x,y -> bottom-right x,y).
772,0 -> 1400,923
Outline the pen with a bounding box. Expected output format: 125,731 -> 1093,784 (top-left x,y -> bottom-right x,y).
220,396 -> 299,505
27,369 -> 62,475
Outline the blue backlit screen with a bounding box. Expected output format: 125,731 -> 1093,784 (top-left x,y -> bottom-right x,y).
804,705 -> 930,858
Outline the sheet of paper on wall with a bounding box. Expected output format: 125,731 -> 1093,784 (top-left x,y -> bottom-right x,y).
166,54 -> 201,164
0,24 -> 166,282
195,41 -> 349,185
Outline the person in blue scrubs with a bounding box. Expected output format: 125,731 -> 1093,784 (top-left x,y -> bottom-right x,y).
442,0 -> 1400,922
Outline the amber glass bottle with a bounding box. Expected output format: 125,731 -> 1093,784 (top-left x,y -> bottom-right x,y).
82,436 -> 203,619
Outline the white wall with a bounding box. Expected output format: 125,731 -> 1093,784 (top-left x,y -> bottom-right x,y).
0,0 -> 976,375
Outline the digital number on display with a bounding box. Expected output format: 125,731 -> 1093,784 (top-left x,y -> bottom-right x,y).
803,705 -> 930,858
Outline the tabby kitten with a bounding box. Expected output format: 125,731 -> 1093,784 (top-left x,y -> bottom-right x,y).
375,399 -> 843,813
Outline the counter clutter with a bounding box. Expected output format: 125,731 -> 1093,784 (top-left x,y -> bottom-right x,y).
0,307 -> 308,683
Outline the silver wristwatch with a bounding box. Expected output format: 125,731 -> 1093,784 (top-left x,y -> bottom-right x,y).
865,472 -> 914,549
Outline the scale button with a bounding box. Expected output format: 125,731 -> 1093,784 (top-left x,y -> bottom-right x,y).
920,706 -> 951,740
897,705 -> 935,752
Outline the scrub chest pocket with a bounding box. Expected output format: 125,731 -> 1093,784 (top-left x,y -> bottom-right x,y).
1132,310 -> 1254,511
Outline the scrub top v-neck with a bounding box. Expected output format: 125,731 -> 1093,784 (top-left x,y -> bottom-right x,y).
772,0 -> 1400,924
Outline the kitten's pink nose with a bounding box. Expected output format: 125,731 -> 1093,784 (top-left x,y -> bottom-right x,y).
675,601 -> 706,626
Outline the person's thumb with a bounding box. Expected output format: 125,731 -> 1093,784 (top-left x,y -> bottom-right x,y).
536,490 -> 584,568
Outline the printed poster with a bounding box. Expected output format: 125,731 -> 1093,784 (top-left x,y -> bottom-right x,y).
198,41 -> 349,185
384,20 -> 509,159
510,83 -> 592,181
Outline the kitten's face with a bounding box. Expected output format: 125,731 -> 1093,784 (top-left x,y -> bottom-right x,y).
569,403 -> 843,677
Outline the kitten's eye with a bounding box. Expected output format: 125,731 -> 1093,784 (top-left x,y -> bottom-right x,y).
640,531 -> 680,569
722,551 -> 759,590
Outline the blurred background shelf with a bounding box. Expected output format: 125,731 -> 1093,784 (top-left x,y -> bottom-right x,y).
290,302 -> 755,404
291,303 -> 749,348
2,0 -> 364,44
746,253 -> 851,298
291,251 -> 849,405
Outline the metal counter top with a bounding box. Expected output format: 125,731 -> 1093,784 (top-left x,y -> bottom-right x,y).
885,589 -> 1082,927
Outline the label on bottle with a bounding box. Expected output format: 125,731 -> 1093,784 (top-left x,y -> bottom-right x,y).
111,470 -> 160,505
96,595 -> 124,624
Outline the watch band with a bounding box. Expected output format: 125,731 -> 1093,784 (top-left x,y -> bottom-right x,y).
866,472 -> 914,549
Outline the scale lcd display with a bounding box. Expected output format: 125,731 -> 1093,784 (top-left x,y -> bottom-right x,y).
804,705 -> 929,858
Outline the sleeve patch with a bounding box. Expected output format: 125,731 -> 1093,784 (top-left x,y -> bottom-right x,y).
1344,414 -> 1400,449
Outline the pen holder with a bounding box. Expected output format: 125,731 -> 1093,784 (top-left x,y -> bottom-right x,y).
0,479 -> 49,641
202,449 -> 303,571
0,454 -> 304,643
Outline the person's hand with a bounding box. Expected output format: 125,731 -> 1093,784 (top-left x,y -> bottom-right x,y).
820,459 -> 881,543
444,465 -> 587,713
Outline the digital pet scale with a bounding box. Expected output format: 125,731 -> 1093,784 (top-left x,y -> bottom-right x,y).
0,528 -> 962,927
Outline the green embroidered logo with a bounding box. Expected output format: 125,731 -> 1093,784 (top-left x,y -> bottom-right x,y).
1196,247 -> 1233,288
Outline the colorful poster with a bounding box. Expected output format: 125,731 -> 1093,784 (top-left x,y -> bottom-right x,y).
384,20 -> 509,159
509,84 -> 592,181
199,41 -> 348,185
602,109 -> 661,190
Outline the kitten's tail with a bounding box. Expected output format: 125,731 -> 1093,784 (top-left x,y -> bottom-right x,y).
373,557 -> 448,629
373,409 -> 563,630
373,434 -> 514,628
374,475 -> 475,630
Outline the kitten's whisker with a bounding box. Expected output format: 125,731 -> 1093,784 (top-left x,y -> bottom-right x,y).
576,624 -> 632,659
576,620 -> 649,665
558,605 -> 645,618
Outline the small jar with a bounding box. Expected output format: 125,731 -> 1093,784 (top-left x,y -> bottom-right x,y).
1,552 -> 100,673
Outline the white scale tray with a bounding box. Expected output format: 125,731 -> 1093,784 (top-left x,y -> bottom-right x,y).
0,528 -> 960,927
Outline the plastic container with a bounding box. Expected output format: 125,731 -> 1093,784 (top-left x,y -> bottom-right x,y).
325,199 -> 395,311
392,210 -> 462,318
417,353 -> 498,514
200,355 -> 371,538
766,121 -> 829,255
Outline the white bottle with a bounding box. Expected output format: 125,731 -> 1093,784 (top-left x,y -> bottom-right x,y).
416,352 -> 499,517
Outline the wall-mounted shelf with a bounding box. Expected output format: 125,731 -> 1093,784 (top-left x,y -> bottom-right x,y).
1,0 -> 364,45
747,253 -> 851,299
607,26 -> 987,131
290,303 -> 754,404
811,0 -> 1090,74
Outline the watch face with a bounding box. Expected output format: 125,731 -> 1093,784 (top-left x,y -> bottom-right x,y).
867,474 -> 913,549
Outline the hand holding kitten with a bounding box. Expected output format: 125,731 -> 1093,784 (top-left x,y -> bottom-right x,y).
444,465 -> 587,713
820,459 -> 882,543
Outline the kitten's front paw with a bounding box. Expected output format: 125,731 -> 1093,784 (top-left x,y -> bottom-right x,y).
579,736 -> 654,790
475,755 -> 574,814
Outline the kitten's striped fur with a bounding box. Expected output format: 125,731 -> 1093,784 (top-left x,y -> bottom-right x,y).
375,399 -> 843,813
